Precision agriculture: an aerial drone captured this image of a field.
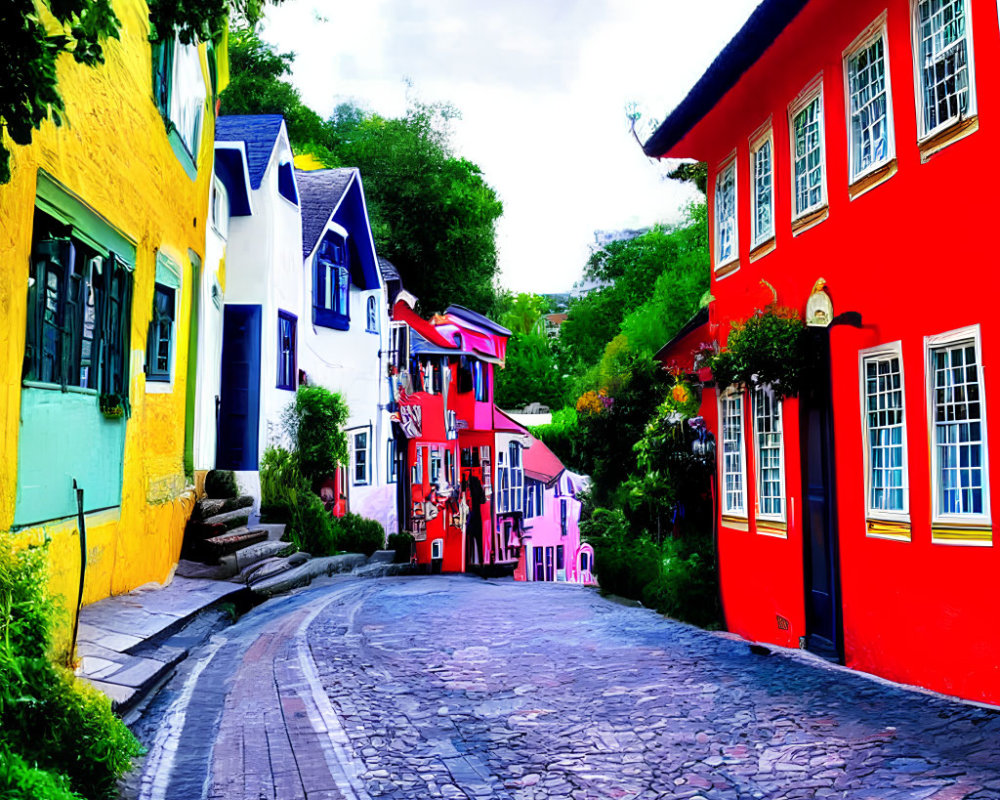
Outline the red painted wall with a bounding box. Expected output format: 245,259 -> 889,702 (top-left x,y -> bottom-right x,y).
659,0 -> 1000,702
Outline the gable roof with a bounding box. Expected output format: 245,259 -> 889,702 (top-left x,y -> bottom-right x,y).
642,0 -> 810,157
523,436 -> 565,486
215,115 -> 286,189
296,168 -> 356,259
378,256 -> 400,282
444,305 -> 512,338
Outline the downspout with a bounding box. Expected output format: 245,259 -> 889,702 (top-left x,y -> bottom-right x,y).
70,479 -> 87,662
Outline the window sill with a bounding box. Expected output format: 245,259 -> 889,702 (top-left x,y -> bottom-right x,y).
866,517 -> 910,541
756,518 -> 787,537
313,307 -> 350,331
714,260 -> 740,280
276,384 -> 296,392
849,159 -> 897,200
749,237 -> 776,263
721,514 -> 749,531
22,380 -> 98,395
146,380 -> 173,394
919,115 -> 978,163
791,205 -> 828,237
931,522 -> 992,546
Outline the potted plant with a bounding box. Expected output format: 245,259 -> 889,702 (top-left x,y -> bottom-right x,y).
99,393 -> 129,419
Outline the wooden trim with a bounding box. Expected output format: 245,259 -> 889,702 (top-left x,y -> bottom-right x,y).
866,518 -> 910,541
756,518 -> 787,537
919,116 -> 978,163
715,260 -> 740,279
791,204 -> 828,236
749,237 -> 776,262
849,158 -> 897,200
931,524 -> 992,545
721,514 -> 749,532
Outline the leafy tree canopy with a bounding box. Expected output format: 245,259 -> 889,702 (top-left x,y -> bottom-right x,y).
221,28 -> 504,315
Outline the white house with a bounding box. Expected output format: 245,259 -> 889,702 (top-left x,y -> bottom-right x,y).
212,115 -> 302,498
296,168 -> 397,536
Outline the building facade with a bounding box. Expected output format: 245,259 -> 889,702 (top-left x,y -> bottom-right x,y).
645,0 -> 1000,703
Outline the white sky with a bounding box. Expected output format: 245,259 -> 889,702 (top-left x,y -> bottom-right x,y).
260,0 -> 761,294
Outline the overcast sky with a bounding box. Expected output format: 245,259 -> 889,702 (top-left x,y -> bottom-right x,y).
261,0 -> 761,294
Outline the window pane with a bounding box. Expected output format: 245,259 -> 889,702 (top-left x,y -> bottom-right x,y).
714,162 -> 737,264
752,140 -> 773,245
864,354 -> 906,513
793,96 -> 823,215
917,0 -> 970,133
932,339 -> 984,516
848,34 -> 889,177
721,394 -> 745,514
754,387 -> 783,517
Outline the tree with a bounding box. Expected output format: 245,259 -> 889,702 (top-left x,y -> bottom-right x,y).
494,332 -> 566,411
499,292 -> 547,335
0,0 -> 276,185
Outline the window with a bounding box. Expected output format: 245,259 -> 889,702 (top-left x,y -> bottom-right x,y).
152,35 -> 207,162
845,19 -> 894,181
445,449 -> 455,486
720,391 -> 748,516
146,284 -> 175,382
533,546 -> 544,581
472,360 -> 488,402
560,500 -> 568,537
556,544 -> 564,573
366,296 -> 378,334
412,445 -> 424,485
277,161 -> 298,205
750,129 -> 774,248
446,409 -> 458,440
496,449 -> 509,513
313,236 -> 350,330
789,79 -> 826,218
25,211 -> 132,395
913,0 -> 975,138
387,439 -> 398,483
525,479 -> 544,519
210,176 -> 229,238
509,442 -> 523,513
430,447 -> 442,485
353,431 -> 369,485
753,386 -> 784,520
927,327 -> 990,530
277,310 -> 296,390
389,322 -> 408,370
862,345 -> 908,520
713,157 -> 737,269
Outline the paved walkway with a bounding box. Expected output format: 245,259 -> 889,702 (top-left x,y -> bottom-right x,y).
130,575 -> 1000,800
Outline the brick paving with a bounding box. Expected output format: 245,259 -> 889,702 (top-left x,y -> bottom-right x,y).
132,575 -> 1000,800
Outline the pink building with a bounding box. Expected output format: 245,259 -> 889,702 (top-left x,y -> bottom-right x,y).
514,436 -> 595,586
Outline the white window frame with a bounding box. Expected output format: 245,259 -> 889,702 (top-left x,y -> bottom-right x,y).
752,385 -> 786,523
496,449 -> 509,513
910,0 -> 978,142
925,324 -> 991,532
713,153 -> 738,271
168,37 -> 207,160
843,12 -> 896,183
748,123 -> 775,249
787,74 -> 828,220
718,389 -> 749,518
859,341 -> 910,524
210,175 -> 229,239
352,430 -> 369,486
509,442 -> 524,513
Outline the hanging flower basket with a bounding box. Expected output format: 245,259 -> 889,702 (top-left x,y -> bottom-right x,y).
99,393 -> 130,419
708,306 -> 810,399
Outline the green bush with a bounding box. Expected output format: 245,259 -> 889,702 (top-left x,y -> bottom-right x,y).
283,386 -> 349,487
387,532 -> 414,563
0,535 -> 142,799
284,490 -> 337,556
260,446 -> 302,524
332,513 -> 385,556
205,469 -> 239,499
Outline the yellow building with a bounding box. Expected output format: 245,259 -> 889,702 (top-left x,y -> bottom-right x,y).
0,0 -> 226,649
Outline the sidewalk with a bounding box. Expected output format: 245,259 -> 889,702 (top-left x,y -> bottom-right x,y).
75,574 -> 249,715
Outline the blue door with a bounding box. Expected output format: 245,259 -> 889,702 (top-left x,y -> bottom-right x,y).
216,305 -> 261,471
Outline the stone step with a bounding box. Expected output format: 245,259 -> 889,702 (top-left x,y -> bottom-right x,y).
219,540 -> 296,576
201,508 -> 252,531
200,527 -> 268,561
243,552 -> 312,586
249,553 -> 366,597
354,561 -> 417,579
194,494 -> 253,521
367,550 -> 396,565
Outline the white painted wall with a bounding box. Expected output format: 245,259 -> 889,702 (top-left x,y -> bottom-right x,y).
193,220 -> 226,471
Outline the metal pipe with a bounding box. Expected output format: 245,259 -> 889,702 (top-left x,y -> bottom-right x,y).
70,479 -> 87,662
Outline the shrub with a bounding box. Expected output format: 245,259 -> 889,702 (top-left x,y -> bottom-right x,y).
205,469 -> 239,499
0,535 -> 142,799
283,386 -> 349,487
260,446 -> 303,523
387,532 -> 415,563
284,490 -> 337,556
332,513 -> 385,556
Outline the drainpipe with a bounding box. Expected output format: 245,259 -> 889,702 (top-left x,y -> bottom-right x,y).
70,479 -> 87,661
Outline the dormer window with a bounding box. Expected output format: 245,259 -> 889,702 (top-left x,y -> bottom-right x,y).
277,160 -> 298,205
366,296 -> 378,333
313,237 -> 350,330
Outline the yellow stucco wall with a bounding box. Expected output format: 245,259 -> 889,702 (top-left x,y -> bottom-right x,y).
0,0 -> 219,648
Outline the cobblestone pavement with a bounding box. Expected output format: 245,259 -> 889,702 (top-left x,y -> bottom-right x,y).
131,575 -> 1000,800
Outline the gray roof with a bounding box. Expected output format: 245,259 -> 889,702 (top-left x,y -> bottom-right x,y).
378,256 -> 400,282
216,115 -> 284,189
295,168 -> 357,259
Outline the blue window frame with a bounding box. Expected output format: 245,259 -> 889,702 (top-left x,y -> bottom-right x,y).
472,360 -> 488,402
314,237 -> 350,330
277,161 -> 298,205
277,310 -> 297,390
353,431 -> 369,485
366,295 -> 378,333
387,439 -> 398,483
560,499 -> 568,537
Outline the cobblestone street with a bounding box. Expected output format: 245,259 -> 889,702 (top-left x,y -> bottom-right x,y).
131,575 -> 1000,800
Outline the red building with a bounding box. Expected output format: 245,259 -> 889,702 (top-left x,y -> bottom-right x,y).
645,0 -> 999,703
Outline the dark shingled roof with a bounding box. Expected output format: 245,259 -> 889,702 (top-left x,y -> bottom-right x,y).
215,115 -> 285,190
642,0 -> 810,157
378,256 -> 400,282
295,168 -> 356,259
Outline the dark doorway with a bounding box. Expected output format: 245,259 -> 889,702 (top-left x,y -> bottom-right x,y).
799,328 -> 843,660
216,305 -> 262,471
